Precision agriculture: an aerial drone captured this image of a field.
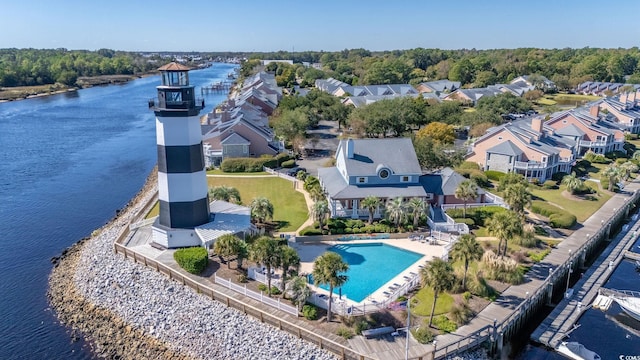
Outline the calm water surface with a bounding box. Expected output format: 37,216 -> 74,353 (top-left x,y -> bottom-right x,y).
0,63 -> 236,359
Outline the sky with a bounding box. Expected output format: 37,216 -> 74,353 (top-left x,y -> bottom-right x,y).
1,0 -> 639,52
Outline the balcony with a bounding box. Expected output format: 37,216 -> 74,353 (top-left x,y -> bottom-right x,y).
580,140 -> 607,147
513,161 -> 550,170
149,98 -> 204,116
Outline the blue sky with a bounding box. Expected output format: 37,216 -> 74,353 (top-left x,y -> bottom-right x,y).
2,0 -> 639,52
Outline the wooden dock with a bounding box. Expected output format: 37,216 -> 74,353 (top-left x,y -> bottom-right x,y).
623,250 -> 640,262
530,215 -> 640,348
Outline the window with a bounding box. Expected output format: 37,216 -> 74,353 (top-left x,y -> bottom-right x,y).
358,177 -> 367,184
498,136 -> 503,140
166,91 -> 182,102
401,176 -> 410,182
379,169 -> 390,179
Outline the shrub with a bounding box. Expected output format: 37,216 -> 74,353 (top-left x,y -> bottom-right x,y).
453,218 -> 475,226
482,250 -> 524,285
173,247 -> 208,274
529,200 -> 563,217
513,235 -> 538,248
302,304 -> 318,320
551,172 -> 568,182
470,171 -> 489,187
281,159 -> 296,168
485,170 -> 506,181
355,320 -> 370,335
542,180 -> 559,189
446,208 -> 465,218
336,326 -> 354,339
221,157 -> 269,172
257,284 -> 268,292
270,286 -> 282,295
299,226 -> 323,236
530,249 -> 551,263
237,274 -> 248,283
345,219 -> 365,228
411,327 -> 434,344
462,291 -> 472,301
433,316 -> 457,333
457,161 -> 480,170
549,213 -> 577,228
450,303 -> 473,326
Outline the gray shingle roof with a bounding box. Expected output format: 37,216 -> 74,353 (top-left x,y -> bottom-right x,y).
555,124 -> 585,137
420,168 -> 486,196
486,140 -> 524,156
338,138 -> 422,176
318,167 -> 427,199
221,132 -> 250,145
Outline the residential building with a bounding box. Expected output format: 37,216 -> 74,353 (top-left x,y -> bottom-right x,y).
443,82 -> 534,105
575,81 -> 640,96
595,92 -> 640,134
416,80 -> 461,95
315,78 -> 418,97
510,75 -> 556,92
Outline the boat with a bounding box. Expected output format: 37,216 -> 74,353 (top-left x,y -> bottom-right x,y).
556,341 -> 601,360
612,296 -> 640,322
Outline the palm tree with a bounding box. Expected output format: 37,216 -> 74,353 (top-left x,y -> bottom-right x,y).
450,234 -> 483,290
279,246 -> 301,292
601,164 -> 624,191
250,196 -> 274,224
209,186 -> 242,204
407,198 -> 427,228
236,241 -> 248,270
249,236 -> 281,296
454,180 -> 478,218
361,196 -> 380,224
486,210 -> 523,257
214,234 -> 241,269
420,258 -> 455,327
285,276 -> 311,308
308,186 -> 325,202
311,200 -> 330,230
385,197 -> 406,228
497,172 -> 527,192
502,182 -> 531,220
620,161 -> 639,180
312,252 -> 349,322
562,172 -> 583,195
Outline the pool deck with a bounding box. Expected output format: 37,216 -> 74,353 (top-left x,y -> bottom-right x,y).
291,237 -> 447,305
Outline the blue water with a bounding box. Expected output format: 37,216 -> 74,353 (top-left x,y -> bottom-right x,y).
320,243 -> 424,302
0,63 -> 237,360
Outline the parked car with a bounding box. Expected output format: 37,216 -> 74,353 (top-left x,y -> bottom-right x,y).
286,167 -> 306,176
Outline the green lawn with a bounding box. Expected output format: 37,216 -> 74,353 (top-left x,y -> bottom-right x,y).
206,169 -> 270,176
411,287 -> 454,317
535,97 -> 557,106
145,202 -> 159,219
207,176 -> 308,232
528,183 -> 611,223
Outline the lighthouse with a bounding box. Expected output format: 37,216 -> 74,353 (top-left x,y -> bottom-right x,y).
150,62 -> 209,248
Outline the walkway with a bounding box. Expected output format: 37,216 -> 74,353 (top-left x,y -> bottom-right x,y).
428,179 -> 640,358
530,213 -> 640,348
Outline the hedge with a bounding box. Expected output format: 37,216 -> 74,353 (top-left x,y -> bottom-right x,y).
485,170 -> 506,182
457,161 -> 480,170
281,159 -> 296,168
446,206 -> 506,227
221,157 -> 267,172
453,218 -> 475,226
299,226 -> 323,236
529,200 -> 576,229
174,247 -> 208,274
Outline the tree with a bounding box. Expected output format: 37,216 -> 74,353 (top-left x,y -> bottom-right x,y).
620,161 -> 639,180
497,172 -> 527,192
312,252 -> 349,322
236,241 -> 248,270
249,236 -> 281,296
407,198 -> 427,228
209,186 -> 242,204
454,180 -> 478,218
420,258 -> 455,327
601,165 -> 624,191
311,200 -> 330,230
385,197 -> 406,228
214,234 -> 242,269
361,196 -> 381,224
416,122 -> 456,145
250,197 -> 274,224
285,276 -> 311,308
562,172 -> 584,194
450,234 -> 483,290
486,210 -> 523,257
279,246 -> 301,292
502,182 -> 531,219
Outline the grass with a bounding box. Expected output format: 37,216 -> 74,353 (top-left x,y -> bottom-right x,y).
549,93 -> 601,102
0,83 -> 71,101
207,176 -> 308,232
411,287 -> 454,317
529,184 -> 611,223
535,97 -> 557,106
206,169 -> 269,176
145,202 -> 160,219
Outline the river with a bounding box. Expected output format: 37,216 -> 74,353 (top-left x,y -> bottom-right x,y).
0,63 -> 237,360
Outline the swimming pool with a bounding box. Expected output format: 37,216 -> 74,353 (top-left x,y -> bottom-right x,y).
317,243 -> 424,302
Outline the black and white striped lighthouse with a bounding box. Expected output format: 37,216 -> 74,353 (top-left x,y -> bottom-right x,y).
150,63 -> 209,247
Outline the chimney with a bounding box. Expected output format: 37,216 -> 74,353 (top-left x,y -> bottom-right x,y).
589,104 -> 600,118
221,110 -> 230,122
346,138 -> 355,159
531,117 -> 544,134
620,92 -> 628,104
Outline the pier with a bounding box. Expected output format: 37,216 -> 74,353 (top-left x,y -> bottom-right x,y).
530,212 -> 640,348
200,81 -> 233,94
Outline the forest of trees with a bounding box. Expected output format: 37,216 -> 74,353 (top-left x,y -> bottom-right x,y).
0,48 -> 165,87
245,47 -> 640,90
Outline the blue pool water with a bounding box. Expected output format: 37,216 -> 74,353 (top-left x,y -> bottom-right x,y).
319,243 -> 424,302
